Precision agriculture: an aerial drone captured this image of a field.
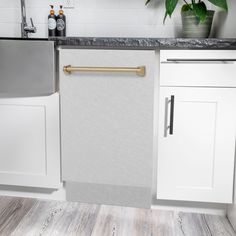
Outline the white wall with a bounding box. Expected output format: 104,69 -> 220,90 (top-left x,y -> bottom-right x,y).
0,0 -> 235,38
212,0 -> 236,37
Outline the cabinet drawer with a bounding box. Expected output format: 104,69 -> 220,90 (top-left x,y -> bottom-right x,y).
160,50 -> 236,87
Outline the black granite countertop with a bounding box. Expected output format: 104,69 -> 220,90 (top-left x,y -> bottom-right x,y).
1,37 -> 236,49
50,37 -> 236,49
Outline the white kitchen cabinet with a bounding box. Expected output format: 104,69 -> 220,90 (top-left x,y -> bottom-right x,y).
59,49 -> 155,208
157,87 -> 236,203
0,94 -> 61,188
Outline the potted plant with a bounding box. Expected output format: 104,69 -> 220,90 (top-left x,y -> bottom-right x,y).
145,0 -> 228,38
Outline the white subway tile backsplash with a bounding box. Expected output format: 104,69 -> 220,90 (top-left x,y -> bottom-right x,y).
0,23 -> 21,37
65,9 -> 95,24
27,0 -> 50,7
0,0 -> 234,38
0,8 -> 20,23
0,0 -> 20,8
95,0 -> 119,9
27,8 -> 48,24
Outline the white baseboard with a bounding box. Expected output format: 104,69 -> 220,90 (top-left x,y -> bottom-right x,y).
151,200 -> 227,216
0,184 -> 66,201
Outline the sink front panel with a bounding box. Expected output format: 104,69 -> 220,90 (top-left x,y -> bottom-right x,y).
0,40 -> 56,97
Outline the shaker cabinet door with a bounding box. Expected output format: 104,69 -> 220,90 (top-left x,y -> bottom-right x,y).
0,94 -> 61,188
157,87 -> 236,203
60,49 -> 155,208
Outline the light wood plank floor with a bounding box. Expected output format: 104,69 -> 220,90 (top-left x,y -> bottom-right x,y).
0,196 -> 234,236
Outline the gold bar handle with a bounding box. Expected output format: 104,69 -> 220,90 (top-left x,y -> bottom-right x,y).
63,65 -> 146,77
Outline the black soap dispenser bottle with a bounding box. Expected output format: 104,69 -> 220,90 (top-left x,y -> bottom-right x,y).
48,5 -> 57,37
56,5 -> 66,37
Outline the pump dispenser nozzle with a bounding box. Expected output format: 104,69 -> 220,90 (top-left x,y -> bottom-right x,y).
59,5 -> 64,14
50,5 -> 54,14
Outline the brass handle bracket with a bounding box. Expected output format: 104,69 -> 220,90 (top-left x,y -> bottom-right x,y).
63,65 -> 72,74
137,66 -> 145,77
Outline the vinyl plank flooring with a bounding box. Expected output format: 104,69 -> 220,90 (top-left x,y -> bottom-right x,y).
131,208 -> 170,236
204,214 -> 236,236
173,212 -> 212,236
132,208 -> 153,236
0,196 -> 234,236
0,197 -> 36,235
0,196 -> 19,214
12,200 -> 65,236
91,206 -> 173,236
151,209 -> 176,236
91,205 -> 129,236
41,202 -> 100,236
12,201 -> 100,236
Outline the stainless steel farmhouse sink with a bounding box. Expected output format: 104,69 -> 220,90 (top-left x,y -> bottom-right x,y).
0,39 -> 56,97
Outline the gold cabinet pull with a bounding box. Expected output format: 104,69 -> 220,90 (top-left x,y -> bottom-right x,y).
63,65 -> 146,77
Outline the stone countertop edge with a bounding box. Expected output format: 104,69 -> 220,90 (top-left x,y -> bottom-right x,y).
49,37 -> 236,49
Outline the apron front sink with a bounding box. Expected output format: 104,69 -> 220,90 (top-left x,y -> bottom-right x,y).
0,39 -> 56,97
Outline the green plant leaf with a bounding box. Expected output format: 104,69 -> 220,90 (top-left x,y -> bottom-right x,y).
181,3 -> 193,12
207,0 -> 228,10
145,0 -> 151,5
193,2 -> 207,22
165,0 -> 179,17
